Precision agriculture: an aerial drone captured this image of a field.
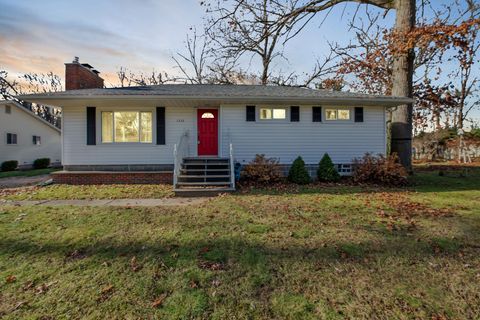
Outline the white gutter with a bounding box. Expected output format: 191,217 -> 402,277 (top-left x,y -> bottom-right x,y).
17,94 -> 414,107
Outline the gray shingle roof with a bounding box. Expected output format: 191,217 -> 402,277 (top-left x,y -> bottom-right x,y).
18,84 -> 413,105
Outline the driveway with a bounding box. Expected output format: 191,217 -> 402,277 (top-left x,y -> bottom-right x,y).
0,174 -> 51,188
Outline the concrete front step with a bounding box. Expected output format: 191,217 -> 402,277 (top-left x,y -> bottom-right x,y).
180,168 -> 230,173
177,181 -> 231,186
182,163 -> 230,168
178,175 -> 231,179
176,157 -> 233,196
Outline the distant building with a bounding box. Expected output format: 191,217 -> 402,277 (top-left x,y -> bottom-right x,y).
0,100 -> 61,168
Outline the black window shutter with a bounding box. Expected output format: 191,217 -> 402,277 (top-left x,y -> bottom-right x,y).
290,106 -> 300,122
156,107 -> 166,145
86,107 -> 96,145
246,105 -> 256,121
354,107 -> 364,122
7,133 -> 12,144
33,136 -> 36,144
312,107 -> 322,122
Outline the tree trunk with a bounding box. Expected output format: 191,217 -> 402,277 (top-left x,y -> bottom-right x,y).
390,0 -> 415,171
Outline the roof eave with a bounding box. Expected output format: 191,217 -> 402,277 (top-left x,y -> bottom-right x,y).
0,100 -> 61,133
17,94 -> 414,107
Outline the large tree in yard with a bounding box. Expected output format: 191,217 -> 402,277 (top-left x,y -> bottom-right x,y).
278,0 -> 416,169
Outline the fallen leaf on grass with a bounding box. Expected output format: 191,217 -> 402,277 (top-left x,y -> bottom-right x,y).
97,284 -> 114,302
14,213 -> 27,221
152,293 -> 168,308
35,281 -> 58,294
12,301 -> 28,311
65,249 -> 87,261
199,247 -> 210,254
198,260 -> 224,271
101,284 -> 114,294
130,256 -> 142,272
5,275 -> 16,283
22,280 -> 34,291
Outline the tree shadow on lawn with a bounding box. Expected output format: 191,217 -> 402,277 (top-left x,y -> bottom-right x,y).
1,229 -> 477,266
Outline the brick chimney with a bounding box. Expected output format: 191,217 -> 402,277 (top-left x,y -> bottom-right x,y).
65,57 -> 104,90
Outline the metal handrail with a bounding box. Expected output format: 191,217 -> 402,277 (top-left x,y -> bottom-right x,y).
229,143 -> 235,190
173,130 -> 189,188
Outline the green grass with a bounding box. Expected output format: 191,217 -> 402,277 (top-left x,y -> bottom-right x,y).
0,168 -> 58,179
0,169 -> 479,318
1,184 -> 174,200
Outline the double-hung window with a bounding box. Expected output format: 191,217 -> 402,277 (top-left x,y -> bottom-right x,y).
101,111 -> 153,143
6,133 -> 17,145
33,135 -> 41,145
325,108 -> 351,121
259,107 -> 286,120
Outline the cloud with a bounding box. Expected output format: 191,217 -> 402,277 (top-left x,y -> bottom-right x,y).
0,0 -> 180,81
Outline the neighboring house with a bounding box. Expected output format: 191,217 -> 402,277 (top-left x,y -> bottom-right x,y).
0,100 -> 61,168
19,58 -> 411,194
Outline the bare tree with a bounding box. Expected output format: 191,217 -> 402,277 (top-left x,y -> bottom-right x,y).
451,5 -> 480,129
0,70 -> 20,101
0,70 -> 62,127
204,0 -> 327,85
173,28 -> 212,84
115,67 -> 175,87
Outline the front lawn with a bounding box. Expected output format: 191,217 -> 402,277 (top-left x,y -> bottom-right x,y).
0,184 -> 174,200
0,169 -> 479,318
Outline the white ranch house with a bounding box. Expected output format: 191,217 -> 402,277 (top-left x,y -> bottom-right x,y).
0,100 -> 61,168
19,59 -> 411,194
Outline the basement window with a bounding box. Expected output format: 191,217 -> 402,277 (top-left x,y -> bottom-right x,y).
259,108 -> 286,120
101,111 -> 152,143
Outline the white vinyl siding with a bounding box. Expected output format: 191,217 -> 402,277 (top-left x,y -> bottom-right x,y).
62,105 -> 195,165
0,104 -> 61,165
220,105 -> 386,164
61,103 -> 386,167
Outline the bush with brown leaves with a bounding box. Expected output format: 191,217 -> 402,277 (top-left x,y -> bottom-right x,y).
353,153 -> 408,187
240,154 -> 282,185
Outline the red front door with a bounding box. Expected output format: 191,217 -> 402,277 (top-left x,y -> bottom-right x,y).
197,109 -> 218,156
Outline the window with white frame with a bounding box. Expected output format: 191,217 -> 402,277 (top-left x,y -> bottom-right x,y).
6,133 -> 17,145
101,111 -> 152,143
325,108 -> 351,121
33,135 -> 41,145
259,107 -> 286,120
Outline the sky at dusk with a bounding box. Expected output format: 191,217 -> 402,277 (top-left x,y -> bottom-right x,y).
0,0 -> 478,121
0,0 -> 399,85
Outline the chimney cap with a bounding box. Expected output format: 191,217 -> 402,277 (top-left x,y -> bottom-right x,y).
81,63 -> 93,69
92,69 -> 100,74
